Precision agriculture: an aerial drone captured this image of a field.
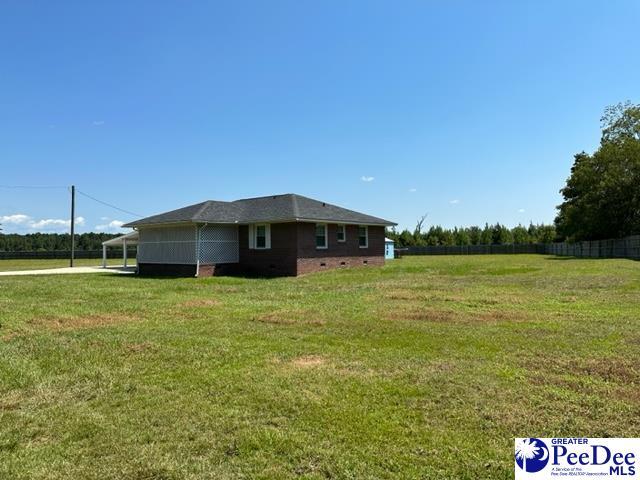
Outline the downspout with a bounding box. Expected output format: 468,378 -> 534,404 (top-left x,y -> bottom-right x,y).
195,223 -> 208,277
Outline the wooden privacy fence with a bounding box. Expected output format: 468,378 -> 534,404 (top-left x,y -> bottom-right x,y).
401,235 -> 640,259
402,244 -> 544,255
544,235 -> 640,259
0,249 -> 137,260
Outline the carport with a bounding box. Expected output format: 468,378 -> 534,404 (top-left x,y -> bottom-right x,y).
101,231 -> 139,268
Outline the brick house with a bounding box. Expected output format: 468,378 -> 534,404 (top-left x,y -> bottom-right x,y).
123,194 -> 396,277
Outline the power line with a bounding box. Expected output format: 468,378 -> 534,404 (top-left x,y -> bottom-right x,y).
0,183 -> 144,218
76,189 -> 144,218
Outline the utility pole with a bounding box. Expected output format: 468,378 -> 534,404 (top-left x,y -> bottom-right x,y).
70,185 -> 75,267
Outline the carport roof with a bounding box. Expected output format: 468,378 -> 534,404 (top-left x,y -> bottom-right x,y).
102,230 -> 139,246
123,193 -> 396,228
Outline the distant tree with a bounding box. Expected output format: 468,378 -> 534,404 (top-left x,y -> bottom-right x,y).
480,223 -> 493,245
414,214 -> 427,236
468,226 -> 481,245
555,102 -> 640,241
535,224 -> 557,243
511,225 -> 530,244
453,227 -> 471,246
491,223 -> 513,244
398,229 -> 415,247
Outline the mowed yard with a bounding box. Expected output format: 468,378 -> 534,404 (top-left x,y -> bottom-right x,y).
1,255 -> 639,479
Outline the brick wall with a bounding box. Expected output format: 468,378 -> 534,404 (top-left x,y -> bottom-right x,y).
238,223 -> 298,276
297,255 -> 384,275
295,223 -> 385,274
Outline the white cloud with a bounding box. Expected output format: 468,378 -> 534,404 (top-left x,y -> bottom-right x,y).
92,120 -> 105,126
360,176 -> 375,182
409,188 -> 417,193
0,214 -> 84,232
449,199 -> 460,205
518,208 -> 526,213
30,216 -> 84,229
0,214 -> 31,225
95,220 -> 126,233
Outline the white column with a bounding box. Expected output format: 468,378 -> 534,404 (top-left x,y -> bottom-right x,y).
123,239 -> 127,268
102,245 -> 107,268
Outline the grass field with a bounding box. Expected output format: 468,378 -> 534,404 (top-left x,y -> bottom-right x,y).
0,258 -> 135,271
1,255 -> 639,479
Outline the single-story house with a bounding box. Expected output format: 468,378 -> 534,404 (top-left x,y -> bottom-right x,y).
123,193 -> 396,277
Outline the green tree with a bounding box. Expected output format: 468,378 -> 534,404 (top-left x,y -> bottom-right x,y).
511,225 -> 530,244
398,229 -> 414,247
556,102 -> 640,240
480,223 -> 493,244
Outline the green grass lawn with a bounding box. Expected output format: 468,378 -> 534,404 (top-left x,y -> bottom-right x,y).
1,255 -> 638,479
0,257 -> 136,271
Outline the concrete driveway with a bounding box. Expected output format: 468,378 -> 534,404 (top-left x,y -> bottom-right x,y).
0,266 -> 136,276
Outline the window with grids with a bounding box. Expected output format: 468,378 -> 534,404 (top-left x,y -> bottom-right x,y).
358,226 -> 368,248
336,224 -> 346,242
316,224 -> 327,249
255,225 -> 267,249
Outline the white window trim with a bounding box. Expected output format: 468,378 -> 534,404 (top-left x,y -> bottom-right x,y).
316,223 -> 328,249
337,224 -> 346,243
250,223 -> 271,250
358,225 -> 368,249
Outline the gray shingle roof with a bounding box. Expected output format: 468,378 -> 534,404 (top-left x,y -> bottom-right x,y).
123,194 -> 395,228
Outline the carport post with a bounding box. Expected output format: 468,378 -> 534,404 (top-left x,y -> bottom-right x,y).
102,245 -> 107,268
123,239 -> 127,268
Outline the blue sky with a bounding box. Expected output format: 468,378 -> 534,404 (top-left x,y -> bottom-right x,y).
1,1 -> 638,233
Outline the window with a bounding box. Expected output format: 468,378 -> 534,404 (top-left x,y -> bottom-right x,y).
358,226 -> 368,248
336,224 -> 346,242
249,224 -> 270,249
256,225 -> 267,248
316,223 -> 327,249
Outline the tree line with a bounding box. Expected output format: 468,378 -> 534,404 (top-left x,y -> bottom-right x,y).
386,222 -> 556,247
0,232 -> 120,252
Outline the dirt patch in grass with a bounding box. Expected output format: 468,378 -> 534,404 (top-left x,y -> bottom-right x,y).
386,308 -> 459,323
382,289 -> 423,301
272,355 -> 328,370
385,307 -> 530,324
474,310 -> 531,322
125,341 -> 156,354
524,356 -> 639,385
573,358 -> 639,384
180,298 -> 221,308
254,309 -> 326,326
29,313 -> 138,331
292,355 -> 326,367
0,391 -> 22,411
1,331 -> 19,341
380,287 -> 465,303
